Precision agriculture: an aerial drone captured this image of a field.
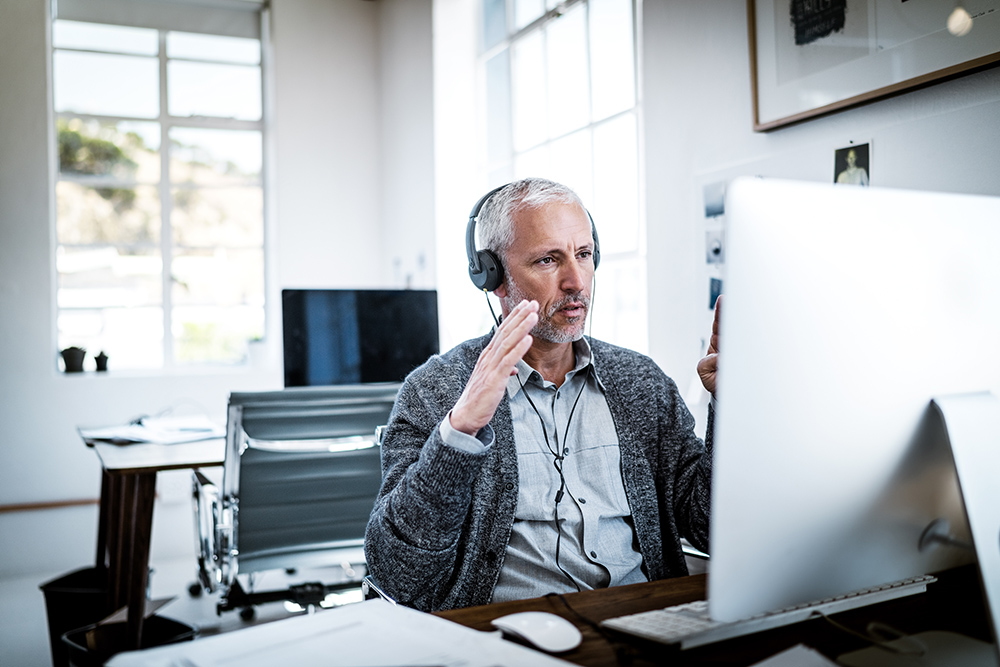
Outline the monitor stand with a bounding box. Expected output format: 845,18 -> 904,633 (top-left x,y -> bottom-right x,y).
840,392 -> 1000,667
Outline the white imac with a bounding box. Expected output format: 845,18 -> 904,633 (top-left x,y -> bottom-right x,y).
709,177 -> 1000,635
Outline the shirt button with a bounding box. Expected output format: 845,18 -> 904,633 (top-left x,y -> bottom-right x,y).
578,498 -> 587,504
590,551 -> 598,559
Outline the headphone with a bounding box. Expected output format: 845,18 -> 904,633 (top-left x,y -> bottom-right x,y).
466,183 -> 601,292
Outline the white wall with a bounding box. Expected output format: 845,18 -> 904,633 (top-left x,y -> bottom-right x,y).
378,0 -> 436,290
271,0 -> 383,290
642,1 -> 1000,389
0,0 -> 436,578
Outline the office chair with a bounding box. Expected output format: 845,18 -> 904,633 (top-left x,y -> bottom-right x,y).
192,384 -> 398,618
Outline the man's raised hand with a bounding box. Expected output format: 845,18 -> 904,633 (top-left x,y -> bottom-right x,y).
697,295 -> 721,396
449,300 -> 539,436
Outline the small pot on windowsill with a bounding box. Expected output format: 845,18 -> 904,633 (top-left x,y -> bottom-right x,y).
61,346 -> 86,373
94,351 -> 109,372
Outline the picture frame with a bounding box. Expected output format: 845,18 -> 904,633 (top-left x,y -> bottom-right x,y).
748,0 -> 1000,131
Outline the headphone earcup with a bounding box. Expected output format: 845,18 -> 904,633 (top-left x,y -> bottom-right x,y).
469,249 -> 504,292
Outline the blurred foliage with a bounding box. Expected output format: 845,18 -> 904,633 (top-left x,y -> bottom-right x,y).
176,320 -> 247,364
58,118 -> 141,211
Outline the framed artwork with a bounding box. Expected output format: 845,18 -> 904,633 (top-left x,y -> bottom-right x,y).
748,0 -> 1000,131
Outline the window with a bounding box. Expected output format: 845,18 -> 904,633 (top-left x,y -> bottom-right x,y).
52,5 -> 265,370
480,0 -> 647,352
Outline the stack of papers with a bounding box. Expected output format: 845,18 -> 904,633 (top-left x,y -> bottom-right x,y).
80,416 -> 225,445
107,599 -> 577,667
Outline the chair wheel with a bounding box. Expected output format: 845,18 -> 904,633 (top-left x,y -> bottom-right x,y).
240,606 -> 256,621
188,582 -> 203,598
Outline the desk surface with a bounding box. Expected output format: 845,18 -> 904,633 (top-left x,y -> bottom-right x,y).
90,437 -> 225,473
437,566 -> 992,666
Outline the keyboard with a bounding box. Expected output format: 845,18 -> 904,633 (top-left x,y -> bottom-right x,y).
600,575 -> 936,650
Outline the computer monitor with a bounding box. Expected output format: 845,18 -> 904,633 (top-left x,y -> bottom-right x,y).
710,177 -> 1000,623
281,289 -> 439,387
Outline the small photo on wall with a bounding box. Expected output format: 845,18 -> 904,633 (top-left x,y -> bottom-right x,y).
709,278 -> 723,310
703,181 -> 726,218
705,230 -> 724,264
833,143 -> 870,186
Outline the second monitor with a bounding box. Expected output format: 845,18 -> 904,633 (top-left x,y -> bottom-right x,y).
282,289 -> 439,388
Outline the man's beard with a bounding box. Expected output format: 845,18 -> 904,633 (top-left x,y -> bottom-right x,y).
501,275 -> 591,344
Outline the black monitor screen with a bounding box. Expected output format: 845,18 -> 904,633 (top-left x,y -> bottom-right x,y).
282,289 -> 439,387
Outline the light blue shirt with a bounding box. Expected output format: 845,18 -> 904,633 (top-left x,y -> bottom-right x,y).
440,338 -> 647,602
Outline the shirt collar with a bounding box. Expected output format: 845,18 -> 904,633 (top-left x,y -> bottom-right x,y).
505,337 -> 604,398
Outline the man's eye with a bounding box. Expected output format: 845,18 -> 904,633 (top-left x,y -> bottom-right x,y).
538,257 -> 554,265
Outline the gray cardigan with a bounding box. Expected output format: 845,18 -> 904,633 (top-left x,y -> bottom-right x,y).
363,332 -> 712,612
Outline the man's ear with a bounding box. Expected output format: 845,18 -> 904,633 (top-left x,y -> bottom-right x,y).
493,281 -> 508,299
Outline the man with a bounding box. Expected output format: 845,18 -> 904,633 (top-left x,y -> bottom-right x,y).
365,178 -> 718,611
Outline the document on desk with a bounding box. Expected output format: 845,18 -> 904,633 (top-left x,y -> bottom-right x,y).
106,599 -> 576,667
80,416 -> 225,445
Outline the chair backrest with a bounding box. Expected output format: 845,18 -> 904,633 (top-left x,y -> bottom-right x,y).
217,384 -> 398,584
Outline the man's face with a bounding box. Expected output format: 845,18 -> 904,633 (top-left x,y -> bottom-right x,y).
846,150 -> 857,167
495,201 -> 596,344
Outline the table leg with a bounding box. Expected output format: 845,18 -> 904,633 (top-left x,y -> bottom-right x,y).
103,470 -> 157,651
96,470 -> 112,571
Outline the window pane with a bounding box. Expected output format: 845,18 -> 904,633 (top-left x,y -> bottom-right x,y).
514,0 -> 545,29
167,32 -> 260,65
58,118 -> 160,182
589,258 -> 648,353
546,6 -> 589,138
511,30 -> 546,151
57,182 -> 160,245
172,248 -> 264,307
514,142 -> 550,179
486,51 -> 513,164
58,307 -> 164,370
548,128 -> 592,205
483,0 -> 507,50
171,186 -> 263,247
590,0 -> 635,121
592,113 -> 638,254
57,246 -> 162,308
170,128 -> 262,184
168,61 -> 261,120
53,20 -> 158,56
54,51 -> 159,118
173,305 -> 264,365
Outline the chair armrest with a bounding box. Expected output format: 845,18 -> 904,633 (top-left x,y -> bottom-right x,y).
361,574 -> 396,605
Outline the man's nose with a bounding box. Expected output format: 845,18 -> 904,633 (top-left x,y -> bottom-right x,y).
560,259 -> 587,292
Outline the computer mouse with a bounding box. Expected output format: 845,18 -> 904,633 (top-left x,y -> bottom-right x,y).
490,610 -> 583,653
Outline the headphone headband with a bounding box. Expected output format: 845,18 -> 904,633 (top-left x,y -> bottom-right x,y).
466,183 -> 600,292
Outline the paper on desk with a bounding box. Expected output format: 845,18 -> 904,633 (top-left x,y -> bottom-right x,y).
107,599 -> 577,667
80,416 -> 225,445
750,644 -> 839,667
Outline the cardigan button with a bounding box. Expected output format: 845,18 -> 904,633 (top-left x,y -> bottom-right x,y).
504,482 -> 514,491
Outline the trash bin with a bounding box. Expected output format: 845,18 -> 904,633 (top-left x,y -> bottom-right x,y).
40,567 -> 112,667
62,615 -> 196,667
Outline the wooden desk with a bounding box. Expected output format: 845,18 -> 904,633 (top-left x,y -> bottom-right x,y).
437,566 -> 991,666
88,437 -> 225,650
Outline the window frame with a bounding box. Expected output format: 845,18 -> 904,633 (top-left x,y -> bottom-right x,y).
478,0 -> 648,352
51,15 -> 269,372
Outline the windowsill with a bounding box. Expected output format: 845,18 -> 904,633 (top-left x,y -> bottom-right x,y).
56,363 -> 280,380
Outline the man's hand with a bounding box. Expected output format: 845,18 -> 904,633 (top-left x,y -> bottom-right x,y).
449,300 -> 539,435
697,295 -> 721,395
